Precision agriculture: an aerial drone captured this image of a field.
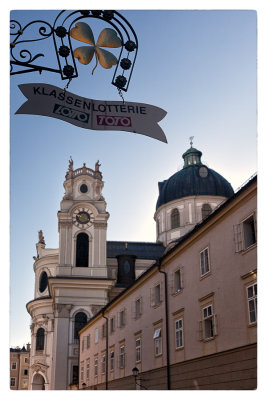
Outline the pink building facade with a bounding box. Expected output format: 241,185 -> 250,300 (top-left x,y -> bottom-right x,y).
79,175 -> 257,390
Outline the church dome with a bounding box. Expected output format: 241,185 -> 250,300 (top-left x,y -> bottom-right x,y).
156,145 -> 234,210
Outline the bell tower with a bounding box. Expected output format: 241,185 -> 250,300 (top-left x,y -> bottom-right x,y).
57,158 -> 109,278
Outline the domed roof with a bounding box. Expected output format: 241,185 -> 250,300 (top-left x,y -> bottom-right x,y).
156,146 -> 234,210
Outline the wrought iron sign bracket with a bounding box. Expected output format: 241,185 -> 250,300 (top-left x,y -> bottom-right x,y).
10,10 -> 138,92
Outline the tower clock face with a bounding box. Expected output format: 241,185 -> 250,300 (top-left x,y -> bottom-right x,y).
72,207 -> 94,228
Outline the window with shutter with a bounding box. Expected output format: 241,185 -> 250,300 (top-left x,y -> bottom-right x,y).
202,305 -> 217,339
233,223 -> 243,252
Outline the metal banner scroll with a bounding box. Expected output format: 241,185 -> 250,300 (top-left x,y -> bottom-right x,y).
15,83 -> 167,143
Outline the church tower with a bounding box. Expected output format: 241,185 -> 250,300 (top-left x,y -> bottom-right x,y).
27,159 -> 115,390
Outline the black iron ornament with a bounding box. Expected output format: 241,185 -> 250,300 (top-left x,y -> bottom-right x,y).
10,10 -> 138,92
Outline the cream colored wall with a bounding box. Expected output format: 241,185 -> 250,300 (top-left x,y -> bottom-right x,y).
155,195 -> 226,245
79,185 -> 257,387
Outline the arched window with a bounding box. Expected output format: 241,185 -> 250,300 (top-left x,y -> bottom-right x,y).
39,271 -> 48,293
76,233 -> 89,267
74,312 -> 87,339
202,203 -> 212,220
36,328 -> 45,351
171,208 -> 180,229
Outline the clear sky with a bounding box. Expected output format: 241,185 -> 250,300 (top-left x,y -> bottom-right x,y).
9,6 -> 258,350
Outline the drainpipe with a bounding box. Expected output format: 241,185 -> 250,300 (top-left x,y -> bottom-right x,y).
158,264 -> 171,390
102,311 -> 109,390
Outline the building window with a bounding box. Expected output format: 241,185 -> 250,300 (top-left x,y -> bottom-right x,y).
119,310 -> 126,328
175,319 -> 183,349
153,328 -> 162,356
94,358 -> 98,376
10,377 -> 16,387
102,322 -> 107,339
39,271 -> 48,293
171,208 -> 180,229
82,338 -> 85,352
101,354 -> 106,374
135,298 -> 142,319
11,362 -> 17,370
110,351 -> 115,371
36,328 -> 45,351
200,247 -> 210,276
86,335 -> 90,349
201,305 -> 217,340
119,345 -> 125,368
247,283 -> 257,324
81,365 -> 84,381
24,357 -> 29,364
76,232 -> 89,267
110,316 -> 115,334
74,312 -> 87,340
233,213 -> 257,252
135,338 -> 141,363
202,203 -> 212,220
151,284 -> 161,307
173,268 -> 183,293
243,215 -> 256,249
72,365 -> 79,385
23,369 -> 28,376
86,361 -> 90,380
95,329 -> 99,344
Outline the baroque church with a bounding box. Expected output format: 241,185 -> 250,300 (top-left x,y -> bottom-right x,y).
26,143 -> 235,390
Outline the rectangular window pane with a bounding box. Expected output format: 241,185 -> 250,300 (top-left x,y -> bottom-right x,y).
175,270 -> 181,292
110,351 -> 114,371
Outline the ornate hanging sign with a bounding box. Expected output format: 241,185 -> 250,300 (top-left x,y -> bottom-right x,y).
16,83 -> 167,143
11,10 -> 168,142
10,10 -> 138,93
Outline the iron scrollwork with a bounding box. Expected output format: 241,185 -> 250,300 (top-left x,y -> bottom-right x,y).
10,10 -> 138,92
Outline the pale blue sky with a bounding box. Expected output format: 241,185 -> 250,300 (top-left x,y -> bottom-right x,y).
9,9 -> 257,348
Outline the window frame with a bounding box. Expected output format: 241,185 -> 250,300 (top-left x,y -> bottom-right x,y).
119,345 -> 125,369
94,357 -> 98,377
135,337 -> 141,363
135,298 -> 142,319
101,354 -> 106,375
118,309 -> 126,328
242,214 -> 257,250
110,316 -> 115,334
247,283 -> 257,324
175,318 -> 184,349
11,361 -> 17,370
10,377 -> 16,387
200,247 -> 210,277
95,328 -> 99,344
86,360 -> 90,380
80,364 -> 84,382
110,350 -> 115,371
36,327 -> 45,351
171,208 -> 180,229
86,334 -> 90,349
151,283 -> 162,307
201,304 -> 217,340
153,328 -> 162,356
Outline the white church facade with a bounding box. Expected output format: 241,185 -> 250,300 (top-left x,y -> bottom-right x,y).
26,145 -> 237,390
